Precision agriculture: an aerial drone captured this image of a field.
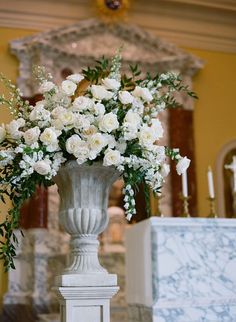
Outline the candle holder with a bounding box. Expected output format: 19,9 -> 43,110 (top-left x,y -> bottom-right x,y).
232,191 -> 236,218
153,194 -> 164,217
208,197 -> 218,218
179,194 -> 191,218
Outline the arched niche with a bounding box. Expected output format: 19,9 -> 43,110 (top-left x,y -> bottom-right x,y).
10,18 -> 203,219
217,140 -> 236,217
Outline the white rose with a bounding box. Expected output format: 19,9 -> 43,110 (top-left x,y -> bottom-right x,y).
66,134 -> 81,155
51,106 -> 66,118
74,115 -> 90,130
176,157 -> 191,175
91,85 -> 113,100
103,134 -> 116,148
39,81 -> 55,93
34,160 -> 51,176
0,125 -> 6,143
151,118 -> 164,140
6,120 -> 22,140
124,110 -> 141,126
72,96 -> 93,111
88,133 -> 107,153
40,128 -> 59,152
59,111 -> 75,126
99,112 -> 119,133
102,78 -> 120,91
23,127 -> 40,145
119,91 -> 134,105
66,73 -> 84,84
82,125 -> 98,137
94,103 -> 105,116
103,149 -> 121,166
133,86 -> 153,102
139,126 -> 156,147
61,80 -> 77,96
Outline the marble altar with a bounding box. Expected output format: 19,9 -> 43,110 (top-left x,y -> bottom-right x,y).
125,217 -> 236,322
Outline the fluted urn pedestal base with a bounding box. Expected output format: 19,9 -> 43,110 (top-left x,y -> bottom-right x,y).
53,162 -> 121,322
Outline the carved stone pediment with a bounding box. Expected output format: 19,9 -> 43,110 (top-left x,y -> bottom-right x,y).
10,18 -> 203,97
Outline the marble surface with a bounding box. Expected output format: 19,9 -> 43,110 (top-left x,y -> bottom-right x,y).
126,217 -> 236,322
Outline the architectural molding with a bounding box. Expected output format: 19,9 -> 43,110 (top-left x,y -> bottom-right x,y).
0,0 -> 236,53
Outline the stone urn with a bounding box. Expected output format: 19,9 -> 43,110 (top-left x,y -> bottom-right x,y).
53,161 -> 121,322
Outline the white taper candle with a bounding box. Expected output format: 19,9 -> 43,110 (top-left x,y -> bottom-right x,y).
207,166 -> 215,198
182,170 -> 188,197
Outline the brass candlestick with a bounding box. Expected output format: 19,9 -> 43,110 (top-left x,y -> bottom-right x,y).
180,195 -> 191,218
153,194 -> 164,217
208,197 -> 218,218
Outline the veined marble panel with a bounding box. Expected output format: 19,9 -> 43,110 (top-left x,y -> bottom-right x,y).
126,217 -> 236,322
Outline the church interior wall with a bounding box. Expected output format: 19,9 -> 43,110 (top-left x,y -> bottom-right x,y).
0,2 -> 236,308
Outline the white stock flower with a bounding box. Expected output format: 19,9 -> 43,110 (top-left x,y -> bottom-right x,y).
103,149 -> 121,166
72,96 -> 93,111
61,80 -> 77,96
139,126 -> 156,147
88,133 -> 107,153
39,81 -> 55,93
6,120 -> 23,140
132,86 -> 153,102
91,85 -> 113,100
124,110 -> 141,127
123,124 -> 138,141
99,112 -> 119,133
0,125 -> 6,143
176,157 -> 191,175
102,78 -> 120,91
23,127 -> 40,146
151,119 -> 164,140
119,91 -> 134,105
34,160 -> 51,176
29,102 -> 50,122
66,73 -> 84,84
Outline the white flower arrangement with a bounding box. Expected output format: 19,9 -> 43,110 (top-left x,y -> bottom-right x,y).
0,51 -> 195,269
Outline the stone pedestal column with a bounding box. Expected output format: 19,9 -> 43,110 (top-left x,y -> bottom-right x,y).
53,162 -> 120,322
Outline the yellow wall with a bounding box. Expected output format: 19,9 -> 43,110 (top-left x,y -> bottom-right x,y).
0,26 -> 236,303
185,48 -> 236,216
0,27 -> 38,307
